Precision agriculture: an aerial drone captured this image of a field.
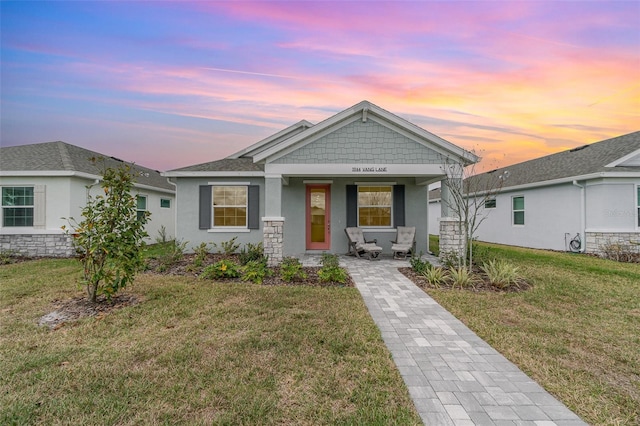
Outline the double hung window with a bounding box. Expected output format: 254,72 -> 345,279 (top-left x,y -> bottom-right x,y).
136,195 -> 147,221
2,187 -> 34,227
213,186 -> 247,227
512,196 -> 525,225
358,186 -> 392,227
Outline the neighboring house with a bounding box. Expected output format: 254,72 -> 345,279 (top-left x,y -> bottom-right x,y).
428,131 -> 640,254
0,141 -> 176,257
164,101 -> 478,264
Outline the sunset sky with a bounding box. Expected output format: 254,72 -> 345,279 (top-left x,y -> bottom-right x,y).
1,1 -> 639,172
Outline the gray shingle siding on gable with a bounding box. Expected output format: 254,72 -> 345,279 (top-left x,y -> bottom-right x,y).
272,120 -> 447,164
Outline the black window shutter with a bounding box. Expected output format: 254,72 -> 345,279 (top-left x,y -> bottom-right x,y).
199,185 -> 212,229
248,185 -> 260,229
393,185 -> 405,227
346,185 -> 358,227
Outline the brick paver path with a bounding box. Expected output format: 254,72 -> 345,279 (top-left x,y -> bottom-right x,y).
318,255 -> 587,426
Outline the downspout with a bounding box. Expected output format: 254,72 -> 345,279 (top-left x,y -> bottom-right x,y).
572,180 -> 586,252
166,177 -> 178,241
87,178 -> 101,202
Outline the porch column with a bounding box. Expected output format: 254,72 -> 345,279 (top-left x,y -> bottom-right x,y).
439,178 -> 466,259
263,175 -> 284,266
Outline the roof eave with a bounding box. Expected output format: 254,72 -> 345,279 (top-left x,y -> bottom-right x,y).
161,171 -> 265,178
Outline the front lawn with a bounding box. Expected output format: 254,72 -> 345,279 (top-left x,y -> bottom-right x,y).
0,259 -> 420,425
424,242 -> 640,425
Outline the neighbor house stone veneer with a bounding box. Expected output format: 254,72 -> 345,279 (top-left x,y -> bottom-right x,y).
0,233 -> 75,257
585,231 -> 640,255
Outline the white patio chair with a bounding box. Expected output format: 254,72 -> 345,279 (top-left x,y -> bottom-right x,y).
391,226 -> 416,259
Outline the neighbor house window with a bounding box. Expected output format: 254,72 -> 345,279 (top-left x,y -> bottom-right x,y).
637,186 -> 639,227
358,186 -> 392,227
136,195 -> 147,221
160,198 -> 171,208
2,187 -> 34,227
512,196 -> 525,225
485,198 -> 497,209
213,186 -> 247,227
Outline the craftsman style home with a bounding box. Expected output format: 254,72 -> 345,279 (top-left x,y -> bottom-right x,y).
428,131 -> 640,254
164,101 -> 477,264
0,141 -> 176,257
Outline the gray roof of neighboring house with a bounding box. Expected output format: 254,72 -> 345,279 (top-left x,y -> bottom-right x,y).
0,141 -> 174,191
430,131 -> 640,199
170,157 -> 264,172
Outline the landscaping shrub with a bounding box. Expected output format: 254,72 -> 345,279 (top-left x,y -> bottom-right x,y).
410,254 -> 432,275
241,259 -> 272,284
481,259 -> 521,289
280,257 -> 307,282
599,241 -> 640,263
191,242 -> 210,268
422,267 -> 448,288
201,259 -> 240,280
0,250 -> 18,265
212,237 -> 240,255
155,240 -> 188,272
318,253 -> 348,284
448,267 -> 478,289
238,242 -> 266,265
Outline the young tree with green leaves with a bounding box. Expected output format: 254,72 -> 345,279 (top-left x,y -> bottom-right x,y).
64,162 -> 150,303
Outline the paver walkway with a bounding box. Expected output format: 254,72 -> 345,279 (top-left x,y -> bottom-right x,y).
302,254 -> 587,426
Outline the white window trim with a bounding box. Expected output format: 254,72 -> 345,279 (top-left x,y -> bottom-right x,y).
160,198 -> 171,208
357,184 -> 394,228
512,195 -> 525,226
211,185 -> 248,229
136,195 -> 148,221
1,186 -> 35,228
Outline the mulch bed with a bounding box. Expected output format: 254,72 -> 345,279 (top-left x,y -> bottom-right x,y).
144,253 -> 355,288
398,267 -> 531,293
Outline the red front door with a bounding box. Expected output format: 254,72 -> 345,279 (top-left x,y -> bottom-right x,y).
306,185 -> 331,250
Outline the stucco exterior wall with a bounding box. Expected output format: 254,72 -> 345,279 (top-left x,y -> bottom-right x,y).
273,119 -> 447,165
585,179 -> 638,232
173,177 -> 264,253
429,178 -> 640,253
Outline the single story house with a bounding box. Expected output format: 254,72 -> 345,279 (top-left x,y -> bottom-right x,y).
164,101 -> 478,264
0,141 -> 176,257
428,131 -> 640,254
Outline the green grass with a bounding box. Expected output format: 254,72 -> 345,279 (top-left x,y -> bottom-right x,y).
0,259 -> 420,425
426,241 -> 640,425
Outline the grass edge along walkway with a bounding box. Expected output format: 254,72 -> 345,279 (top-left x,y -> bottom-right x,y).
424,241 -> 640,425
0,259 -> 421,425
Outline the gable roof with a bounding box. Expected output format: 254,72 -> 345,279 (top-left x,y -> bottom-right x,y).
429,131 -> 640,199
0,141 -> 174,191
165,101 -> 478,176
251,100 -> 478,164
228,120 -> 314,159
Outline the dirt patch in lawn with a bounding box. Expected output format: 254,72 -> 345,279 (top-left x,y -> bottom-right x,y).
39,293 -> 141,330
